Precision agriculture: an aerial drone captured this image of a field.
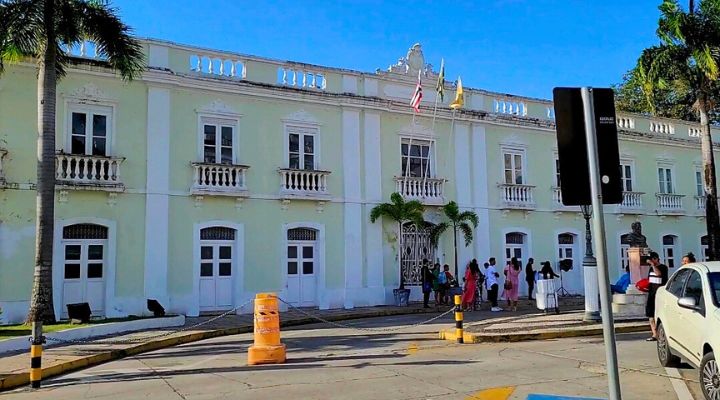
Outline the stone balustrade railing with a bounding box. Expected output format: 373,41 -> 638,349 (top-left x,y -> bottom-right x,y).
620,191 -> 644,209
650,121 -> 675,135
189,53 -> 246,79
65,40 -> 107,61
279,168 -> 330,197
394,176 -> 446,205
278,67 -> 327,90
499,183 -> 535,209
56,154 -> 123,187
656,192 -> 684,212
493,98 -> 527,116
191,162 -> 249,195
617,117 -> 635,130
689,127 -> 702,138
696,195 -> 706,211
552,187 -> 563,206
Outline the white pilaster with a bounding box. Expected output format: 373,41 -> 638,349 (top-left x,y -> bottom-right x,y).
363,111 -> 384,305
471,124 -> 491,259
343,108 -> 363,308
453,122 -> 473,269
144,87 -> 171,307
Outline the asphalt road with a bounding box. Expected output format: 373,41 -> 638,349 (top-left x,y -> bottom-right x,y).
2,313 -> 703,399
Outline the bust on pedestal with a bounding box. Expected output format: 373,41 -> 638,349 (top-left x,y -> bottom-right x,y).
611,222 -> 649,317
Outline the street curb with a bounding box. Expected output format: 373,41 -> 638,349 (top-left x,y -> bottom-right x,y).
438,323 -> 650,344
0,306 -> 443,392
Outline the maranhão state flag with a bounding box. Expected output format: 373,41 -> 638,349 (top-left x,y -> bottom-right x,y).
410,70 -> 423,113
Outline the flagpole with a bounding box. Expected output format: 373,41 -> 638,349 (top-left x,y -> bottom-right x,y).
425,59 -> 443,197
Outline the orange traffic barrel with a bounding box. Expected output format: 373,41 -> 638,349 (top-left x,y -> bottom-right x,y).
248,293 -> 286,365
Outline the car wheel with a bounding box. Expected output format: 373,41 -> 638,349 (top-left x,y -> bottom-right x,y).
657,322 -> 680,367
701,352 -> 720,400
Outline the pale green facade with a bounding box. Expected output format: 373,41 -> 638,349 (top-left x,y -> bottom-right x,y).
0,39 -> 716,323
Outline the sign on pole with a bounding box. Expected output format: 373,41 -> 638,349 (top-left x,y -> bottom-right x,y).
553,87 -> 622,206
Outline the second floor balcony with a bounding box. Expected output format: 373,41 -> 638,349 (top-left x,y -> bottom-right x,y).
656,192 -> 685,215
191,162 -> 249,196
499,183 -> 535,210
615,191 -> 644,213
394,176 -> 446,205
279,168 -> 331,199
55,153 -> 124,191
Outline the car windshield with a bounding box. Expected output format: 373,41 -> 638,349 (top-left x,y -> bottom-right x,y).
710,272 -> 720,308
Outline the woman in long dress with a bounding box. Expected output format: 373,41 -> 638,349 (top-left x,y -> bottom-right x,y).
503,257 -> 521,311
461,261 -> 480,311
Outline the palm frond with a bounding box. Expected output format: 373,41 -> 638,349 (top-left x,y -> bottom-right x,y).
0,0 -> 43,75
694,44 -> 720,80
459,223 -> 474,246
458,210 -> 479,227
441,201 -> 459,221
76,0 -> 144,80
429,222 -> 450,246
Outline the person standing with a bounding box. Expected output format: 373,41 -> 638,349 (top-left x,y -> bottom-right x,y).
646,252 -> 668,341
503,257 -> 521,311
441,264 -> 454,304
681,252 -> 696,265
461,261 -> 480,311
486,259 -> 502,312
421,259 -> 434,309
432,263 -> 442,305
525,258 -> 536,301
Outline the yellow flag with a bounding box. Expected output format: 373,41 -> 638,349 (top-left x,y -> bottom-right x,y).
450,77 -> 463,110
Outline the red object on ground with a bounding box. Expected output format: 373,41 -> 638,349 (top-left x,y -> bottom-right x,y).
635,278 -> 650,293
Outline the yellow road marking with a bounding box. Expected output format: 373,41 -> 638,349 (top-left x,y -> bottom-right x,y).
465,386 -> 515,400
407,343 -> 419,355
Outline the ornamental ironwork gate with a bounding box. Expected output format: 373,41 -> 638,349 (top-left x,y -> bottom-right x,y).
400,223 -> 436,286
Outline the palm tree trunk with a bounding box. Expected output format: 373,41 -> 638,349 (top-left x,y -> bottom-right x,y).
699,98 -> 720,261
397,222 -> 404,289
453,224 -> 458,280
27,0 -> 58,324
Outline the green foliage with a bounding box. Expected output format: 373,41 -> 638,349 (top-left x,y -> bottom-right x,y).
0,0 -> 145,80
430,201 -> 479,246
369,192 -> 425,227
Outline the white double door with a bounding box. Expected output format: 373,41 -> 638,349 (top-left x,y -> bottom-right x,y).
199,241 -> 233,311
286,241 -> 316,307
62,241 -> 106,317
558,244 -> 581,294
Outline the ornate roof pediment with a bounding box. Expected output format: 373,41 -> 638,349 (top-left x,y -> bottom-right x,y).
377,43 -> 438,80
67,83 -> 112,101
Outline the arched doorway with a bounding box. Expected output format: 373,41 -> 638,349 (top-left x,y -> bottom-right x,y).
199,226 -> 236,311
61,223 -> 108,318
400,222 -> 436,286
557,232 -> 581,294
286,227 -> 318,307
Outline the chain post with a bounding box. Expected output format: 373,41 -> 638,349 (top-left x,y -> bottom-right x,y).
454,295 -> 463,344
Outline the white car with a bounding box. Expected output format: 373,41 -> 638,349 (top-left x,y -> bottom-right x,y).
655,261 -> 720,400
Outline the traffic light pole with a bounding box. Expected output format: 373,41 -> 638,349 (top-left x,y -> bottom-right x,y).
581,87 -> 622,400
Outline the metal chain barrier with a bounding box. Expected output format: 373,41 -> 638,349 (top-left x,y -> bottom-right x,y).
277,297 -> 456,333
44,298 -> 256,346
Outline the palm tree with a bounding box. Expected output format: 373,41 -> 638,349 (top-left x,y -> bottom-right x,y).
370,192 -> 425,289
626,0 -> 720,260
0,0 -> 144,325
429,201 -> 479,280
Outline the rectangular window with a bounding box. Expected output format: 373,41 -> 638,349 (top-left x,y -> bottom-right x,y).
401,139 -> 432,178
69,109 -> 110,156
658,167 -> 673,194
288,126 -> 317,170
696,170 -> 704,197
620,163 -> 633,192
503,151 -> 524,184
554,158 -> 561,187
202,121 -> 235,164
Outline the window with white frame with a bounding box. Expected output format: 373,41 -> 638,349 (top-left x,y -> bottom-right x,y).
287,125 -> 317,170
658,166 -> 674,193
696,169 -> 704,197
401,138 -> 433,178
554,158 -> 561,187
503,150 -> 524,185
68,105 -> 111,156
201,117 -> 236,164
662,235 -> 678,268
620,234 -> 630,271
701,235 -> 710,261
620,162 -> 634,192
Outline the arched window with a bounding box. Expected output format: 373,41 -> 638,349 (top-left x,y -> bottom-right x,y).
701,235 -> 709,261
61,223 -> 109,317
287,227 -> 317,241
63,224 -> 108,239
662,235 -> 678,268
199,226 -> 237,311
504,232 -> 527,266
620,234 -> 631,270
400,222 -> 435,286
558,233 -> 575,260
201,227 -> 235,241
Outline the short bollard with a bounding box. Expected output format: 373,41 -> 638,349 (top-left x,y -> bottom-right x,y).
30,336 -> 43,388
247,293 -> 286,365
454,294 -> 464,344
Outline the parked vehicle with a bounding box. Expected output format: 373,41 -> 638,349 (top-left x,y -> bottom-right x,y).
654,262 -> 720,400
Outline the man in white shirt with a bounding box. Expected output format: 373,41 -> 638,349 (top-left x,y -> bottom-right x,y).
486,258 -> 502,312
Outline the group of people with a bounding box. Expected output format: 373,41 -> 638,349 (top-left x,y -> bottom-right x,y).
420,256 -> 563,313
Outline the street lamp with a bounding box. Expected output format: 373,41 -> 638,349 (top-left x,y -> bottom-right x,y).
581,205 -> 601,322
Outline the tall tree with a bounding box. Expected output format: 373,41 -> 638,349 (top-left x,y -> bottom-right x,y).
0,0 -> 144,324
370,193 -> 425,289
429,201 -> 479,280
617,0 -> 720,260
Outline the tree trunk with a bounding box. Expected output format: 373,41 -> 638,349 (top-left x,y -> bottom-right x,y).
27,0 -> 57,324
699,98 -> 720,261
397,222 -> 404,289
453,224 -> 458,280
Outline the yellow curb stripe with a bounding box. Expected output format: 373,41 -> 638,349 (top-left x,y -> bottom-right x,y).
440,324 -> 650,344
465,386 -> 515,399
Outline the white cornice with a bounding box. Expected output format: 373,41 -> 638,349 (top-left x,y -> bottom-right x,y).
195,99 -> 242,118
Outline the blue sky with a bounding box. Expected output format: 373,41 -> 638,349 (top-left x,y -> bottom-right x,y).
113,0 -> 663,100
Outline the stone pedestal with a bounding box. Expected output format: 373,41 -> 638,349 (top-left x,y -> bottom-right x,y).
612,247 -> 648,318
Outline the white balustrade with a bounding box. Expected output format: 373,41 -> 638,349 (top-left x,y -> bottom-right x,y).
189,54 -> 246,79
493,99 -> 527,116
499,184 -> 535,208
689,127 -> 702,137
616,117 -> 635,130
649,121 -> 675,135
64,40 -> 106,61
552,187 -> 563,206
394,176 -> 446,204
620,191 -> 644,209
656,193 -> 684,212
192,163 -> 249,194
546,107 -> 555,120
278,67 -> 327,90
696,195 -> 706,211
279,168 -> 330,196
55,154 -> 123,186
